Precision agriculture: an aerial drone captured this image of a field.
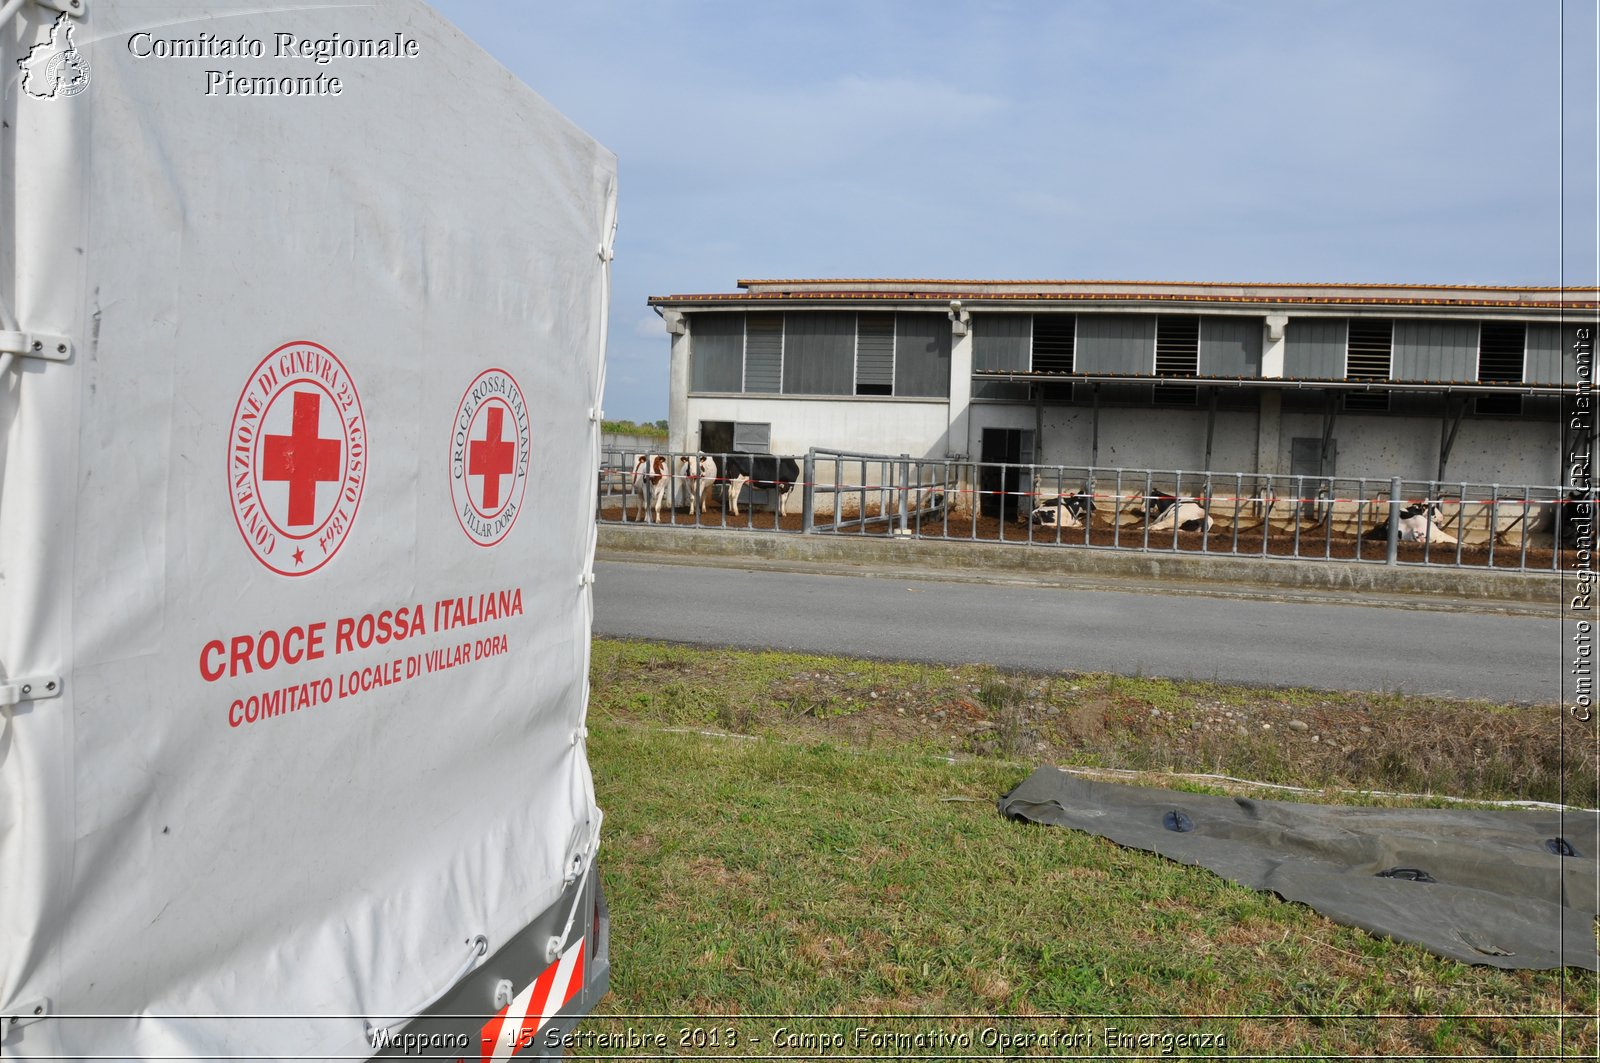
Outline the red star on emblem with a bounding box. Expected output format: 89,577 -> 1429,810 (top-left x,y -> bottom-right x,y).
292,547 -> 305,566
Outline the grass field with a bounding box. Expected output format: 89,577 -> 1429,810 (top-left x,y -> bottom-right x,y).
581,638 -> 1598,1058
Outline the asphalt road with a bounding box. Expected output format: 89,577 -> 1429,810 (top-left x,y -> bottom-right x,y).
593,559 -> 1570,703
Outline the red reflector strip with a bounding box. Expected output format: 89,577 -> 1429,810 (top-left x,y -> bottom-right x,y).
478,938 -> 586,1061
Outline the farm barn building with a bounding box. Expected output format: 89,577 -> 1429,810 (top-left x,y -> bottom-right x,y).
649,279 -> 1597,500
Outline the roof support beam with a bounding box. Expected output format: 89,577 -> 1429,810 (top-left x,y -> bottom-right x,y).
1438,395 -> 1467,484
1091,383 -> 1101,467
1204,386 -> 1218,474
1320,392 -> 1338,477
1034,384 -> 1044,464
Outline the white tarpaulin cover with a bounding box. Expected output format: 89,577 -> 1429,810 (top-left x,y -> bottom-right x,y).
0,1 -> 616,1056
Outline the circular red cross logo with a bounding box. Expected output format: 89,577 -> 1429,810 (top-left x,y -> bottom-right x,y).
449,368 -> 530,547
228,341 -> 366,576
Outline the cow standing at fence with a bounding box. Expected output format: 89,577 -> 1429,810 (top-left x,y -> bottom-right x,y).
1137,492 -> 1213,532
677,455 -> 716,516
629,454 -> 671,523
723,454 -> 801,517
1030,491 -> 1096,529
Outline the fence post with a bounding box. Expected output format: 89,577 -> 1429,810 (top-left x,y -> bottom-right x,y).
1386,476 -> 1402,566
802,449 -> 816,535
898,455 -> 910,534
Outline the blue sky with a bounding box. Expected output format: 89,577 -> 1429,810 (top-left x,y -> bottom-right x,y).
432,1 -> 1599,422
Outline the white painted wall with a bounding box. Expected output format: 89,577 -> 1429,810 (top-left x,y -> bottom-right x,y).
684,395 -> 951,458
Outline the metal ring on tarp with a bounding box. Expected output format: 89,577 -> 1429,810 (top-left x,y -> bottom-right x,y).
363,933 -> 488,1044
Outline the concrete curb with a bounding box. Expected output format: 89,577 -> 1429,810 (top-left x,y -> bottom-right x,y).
597,524 -> 1567,611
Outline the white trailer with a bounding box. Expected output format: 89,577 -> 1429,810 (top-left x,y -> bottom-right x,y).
0,2 -> 614,1057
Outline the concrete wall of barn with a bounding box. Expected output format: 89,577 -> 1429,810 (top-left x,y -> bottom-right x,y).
1274,411 -> 1562,486
679,394 -> 1563,489
682,394 -> 952,459
946,401 -> 1564,488
967,403 -> 1261,474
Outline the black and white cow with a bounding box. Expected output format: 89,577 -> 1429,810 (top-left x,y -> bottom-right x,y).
1368,500 -> 1458,544
723,454 -> 801,517
1136,492 -> 1213,532
1029,492 -> 1095,529
1395,501 -> 1457,544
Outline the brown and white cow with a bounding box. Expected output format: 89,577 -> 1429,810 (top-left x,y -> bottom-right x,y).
677,455 -> 717,516
629,454 -> 671,523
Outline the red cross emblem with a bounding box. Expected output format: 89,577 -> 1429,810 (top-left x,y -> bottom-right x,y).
262,390 -> 343,526
450,368 -> 530,547
228,342 -> 366,577
469,405 -> 517,511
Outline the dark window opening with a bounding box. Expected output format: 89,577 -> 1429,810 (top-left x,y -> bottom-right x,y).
1152,384 -> 1199,406
1032,315 -> 1076,374
1215,388 -> 1260,412
1474,393 -> 1524,416
1343,391 -> 1391,413
1478,322 -> 1525,383
1347,319 -> 1392,379
1155,316 -> 1200,377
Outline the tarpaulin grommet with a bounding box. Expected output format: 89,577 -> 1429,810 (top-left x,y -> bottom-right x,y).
1163,810 -> 1194,833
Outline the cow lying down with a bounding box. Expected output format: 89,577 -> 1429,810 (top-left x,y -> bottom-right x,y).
1030,492 -> 1095,529
1368,501 -> 1458,545
1136,492 -> 1213,532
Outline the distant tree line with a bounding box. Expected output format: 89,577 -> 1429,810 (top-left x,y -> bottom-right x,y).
602,418 -> 668,438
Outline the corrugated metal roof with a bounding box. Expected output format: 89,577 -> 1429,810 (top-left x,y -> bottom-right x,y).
649,289 -> 1598,310
735,277 -> 1584,292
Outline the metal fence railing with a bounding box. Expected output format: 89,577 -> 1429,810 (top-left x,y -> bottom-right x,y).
597,447 -> 1593,572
